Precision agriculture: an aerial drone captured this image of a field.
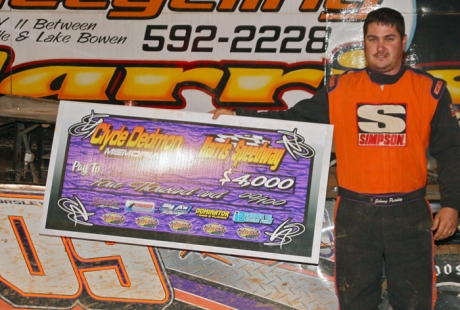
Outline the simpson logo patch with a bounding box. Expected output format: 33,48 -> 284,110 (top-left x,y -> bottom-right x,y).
357,104 -> 407,147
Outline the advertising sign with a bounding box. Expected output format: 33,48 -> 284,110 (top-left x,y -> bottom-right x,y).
40,100 -> 333,264
0,1 -> 458,115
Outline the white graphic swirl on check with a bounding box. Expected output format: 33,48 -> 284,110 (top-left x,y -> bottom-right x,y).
57,195 -> 94,226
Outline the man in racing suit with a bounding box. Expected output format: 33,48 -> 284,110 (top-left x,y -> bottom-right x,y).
211,7 -> 460,310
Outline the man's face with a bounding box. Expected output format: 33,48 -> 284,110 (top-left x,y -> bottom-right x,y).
364,22 -> 407,75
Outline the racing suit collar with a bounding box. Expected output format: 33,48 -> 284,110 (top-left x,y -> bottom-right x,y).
365,62 -> 406,85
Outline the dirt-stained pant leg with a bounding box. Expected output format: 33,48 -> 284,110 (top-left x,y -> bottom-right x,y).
334,197 -> 435,310
383,199 -> 435,310
335,197 -> 385,310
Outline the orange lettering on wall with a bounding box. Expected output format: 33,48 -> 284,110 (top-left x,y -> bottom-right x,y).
0,51 -> 327,108
217,0 -> 239,11
169,0 -> 215,11
9,0 -> 58,8
117,66 -> 223,104
217,0 -> 284,12
319,0 -> 381,21
63,0 -> 109,9
107,0 -> 166,19
239,0 -> 259,10
260,0 -> 284,10
219,66 -> 324,106
218,0 -> 284,11
0,65 -> 117,100
238,0 -> 285,11
299,0 -> 322,11
325,0 -> 361,10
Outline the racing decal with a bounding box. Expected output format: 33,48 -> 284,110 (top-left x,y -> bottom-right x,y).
135,216 -> 159,229
102,212 -> 126,225
433,80 -> 444,97
233,210 -> 274,225
237,226 -> 261,240
0,198 -> 172,309
125,200 -> 156,213
203,223 -> 227,236
328,74 -> 338,90
169,219 -> 193,232
357,104 -> 407,147
196,208 -> 231,220
159,203 -> 193,215
90,197 -> 120,209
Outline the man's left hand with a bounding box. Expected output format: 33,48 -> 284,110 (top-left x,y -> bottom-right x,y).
431,207 -> 459,240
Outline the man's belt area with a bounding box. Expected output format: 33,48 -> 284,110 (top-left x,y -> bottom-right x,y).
338,187 -> 426,206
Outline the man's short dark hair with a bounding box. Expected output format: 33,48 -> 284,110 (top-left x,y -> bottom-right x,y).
364,7 -> 405,38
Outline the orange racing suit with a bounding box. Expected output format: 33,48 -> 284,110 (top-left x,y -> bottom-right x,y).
235,65 -> 460,309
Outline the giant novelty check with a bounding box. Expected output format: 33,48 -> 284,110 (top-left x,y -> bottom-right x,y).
41,101 -> 333,264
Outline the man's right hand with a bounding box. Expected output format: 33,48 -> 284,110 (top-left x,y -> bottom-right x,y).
209,108 -> 236,120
